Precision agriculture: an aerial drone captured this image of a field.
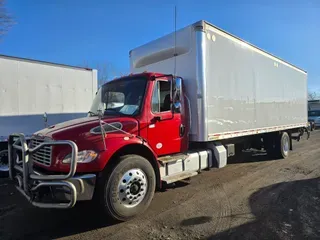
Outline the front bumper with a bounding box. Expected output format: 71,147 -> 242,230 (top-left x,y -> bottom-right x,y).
8,133 -> 96,209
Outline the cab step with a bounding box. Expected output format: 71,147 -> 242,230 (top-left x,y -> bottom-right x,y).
158,153 -> 188,164
159,150 -> 213,184
161,170 -> 198,184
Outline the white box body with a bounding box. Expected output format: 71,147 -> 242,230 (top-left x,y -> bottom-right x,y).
130,20 -> 308,142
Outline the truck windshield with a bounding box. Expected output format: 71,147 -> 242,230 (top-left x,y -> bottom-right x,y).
89,77 -> 147,116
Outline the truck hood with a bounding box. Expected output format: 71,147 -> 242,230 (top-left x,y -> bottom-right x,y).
33,115 -> 138,140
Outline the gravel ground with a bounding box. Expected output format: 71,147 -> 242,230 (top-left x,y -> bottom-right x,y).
1,130 -> 319,240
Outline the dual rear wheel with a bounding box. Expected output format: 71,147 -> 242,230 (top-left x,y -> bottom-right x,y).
264,131 -> 291,159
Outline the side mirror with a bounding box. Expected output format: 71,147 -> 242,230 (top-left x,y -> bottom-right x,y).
43,112 -> 48,128
172,77 -> 182,113
97,109 -> 104,119
173,102 -> 181,113
97,103 -> 104,119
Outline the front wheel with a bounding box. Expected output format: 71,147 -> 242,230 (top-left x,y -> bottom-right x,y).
97,154 -> 156,221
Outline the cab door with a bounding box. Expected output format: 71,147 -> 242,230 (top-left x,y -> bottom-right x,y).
147,78 -> 188,156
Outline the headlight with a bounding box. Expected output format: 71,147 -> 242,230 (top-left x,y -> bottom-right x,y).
62,150 -> 98,164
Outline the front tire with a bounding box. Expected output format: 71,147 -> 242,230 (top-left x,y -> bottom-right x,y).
97,154 -> 156,221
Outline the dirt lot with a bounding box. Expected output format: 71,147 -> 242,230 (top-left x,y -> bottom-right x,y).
1,131 -> 320,240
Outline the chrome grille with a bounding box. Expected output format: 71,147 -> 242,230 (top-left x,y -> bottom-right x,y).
30,137 -> 52,166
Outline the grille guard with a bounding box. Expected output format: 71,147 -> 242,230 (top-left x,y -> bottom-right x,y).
8,133 -> 79,209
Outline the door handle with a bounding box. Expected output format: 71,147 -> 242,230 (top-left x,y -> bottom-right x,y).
180,124 -> 185,137
154,116 -> 162,122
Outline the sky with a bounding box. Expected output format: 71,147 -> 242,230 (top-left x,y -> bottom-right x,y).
1,0 -> 320,92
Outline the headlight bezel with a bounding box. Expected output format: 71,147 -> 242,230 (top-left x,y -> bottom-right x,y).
62,150 -> 98,164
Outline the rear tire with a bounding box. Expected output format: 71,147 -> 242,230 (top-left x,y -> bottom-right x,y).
96,154 -> 156,221
273,132 -> 290,159
264,132 -> 290,159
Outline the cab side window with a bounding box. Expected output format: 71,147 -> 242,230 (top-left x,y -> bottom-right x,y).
151,81 -> 171,113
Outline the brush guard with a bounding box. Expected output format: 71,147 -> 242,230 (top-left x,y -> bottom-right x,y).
8,133 -> 79,209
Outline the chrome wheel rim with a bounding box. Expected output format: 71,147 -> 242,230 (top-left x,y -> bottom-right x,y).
0,150 -> 9,172
283,135 -> 289,155
118,168 -> 148,208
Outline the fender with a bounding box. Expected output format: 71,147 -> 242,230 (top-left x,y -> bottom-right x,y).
98,136 -> 161,189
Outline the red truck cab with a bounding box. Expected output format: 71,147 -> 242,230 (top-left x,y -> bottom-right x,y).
8,72 -> 190,221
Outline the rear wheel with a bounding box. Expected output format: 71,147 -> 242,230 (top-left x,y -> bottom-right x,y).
278,132 -> 290,159
264,132 -> 290,159
96,154 -> 156,221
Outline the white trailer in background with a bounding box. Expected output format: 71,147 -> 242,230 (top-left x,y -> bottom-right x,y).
0,54 -> 98,173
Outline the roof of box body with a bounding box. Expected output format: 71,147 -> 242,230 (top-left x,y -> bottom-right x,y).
194,20 -> 307,74
130,20 -> 307,75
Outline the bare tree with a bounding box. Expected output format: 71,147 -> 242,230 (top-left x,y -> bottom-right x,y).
79,61 -> 126,87
96,62 -> 120,86
0,0 -> 14,36
308,90 -> 319,101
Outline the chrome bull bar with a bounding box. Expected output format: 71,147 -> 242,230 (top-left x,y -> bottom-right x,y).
8,133 -> 79,209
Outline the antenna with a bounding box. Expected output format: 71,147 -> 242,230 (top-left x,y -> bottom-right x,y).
173,5 -> 177,77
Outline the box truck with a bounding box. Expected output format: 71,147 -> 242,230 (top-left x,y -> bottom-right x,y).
7,21 -> 308,221
0,55 -> 97,175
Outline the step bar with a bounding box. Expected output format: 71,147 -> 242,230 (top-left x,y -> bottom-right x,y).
159,149 -> 213,184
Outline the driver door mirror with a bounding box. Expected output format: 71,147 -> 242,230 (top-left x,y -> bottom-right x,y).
172,77 -> 182,113
43,112 -> 48,127
97,104 -> 104,119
